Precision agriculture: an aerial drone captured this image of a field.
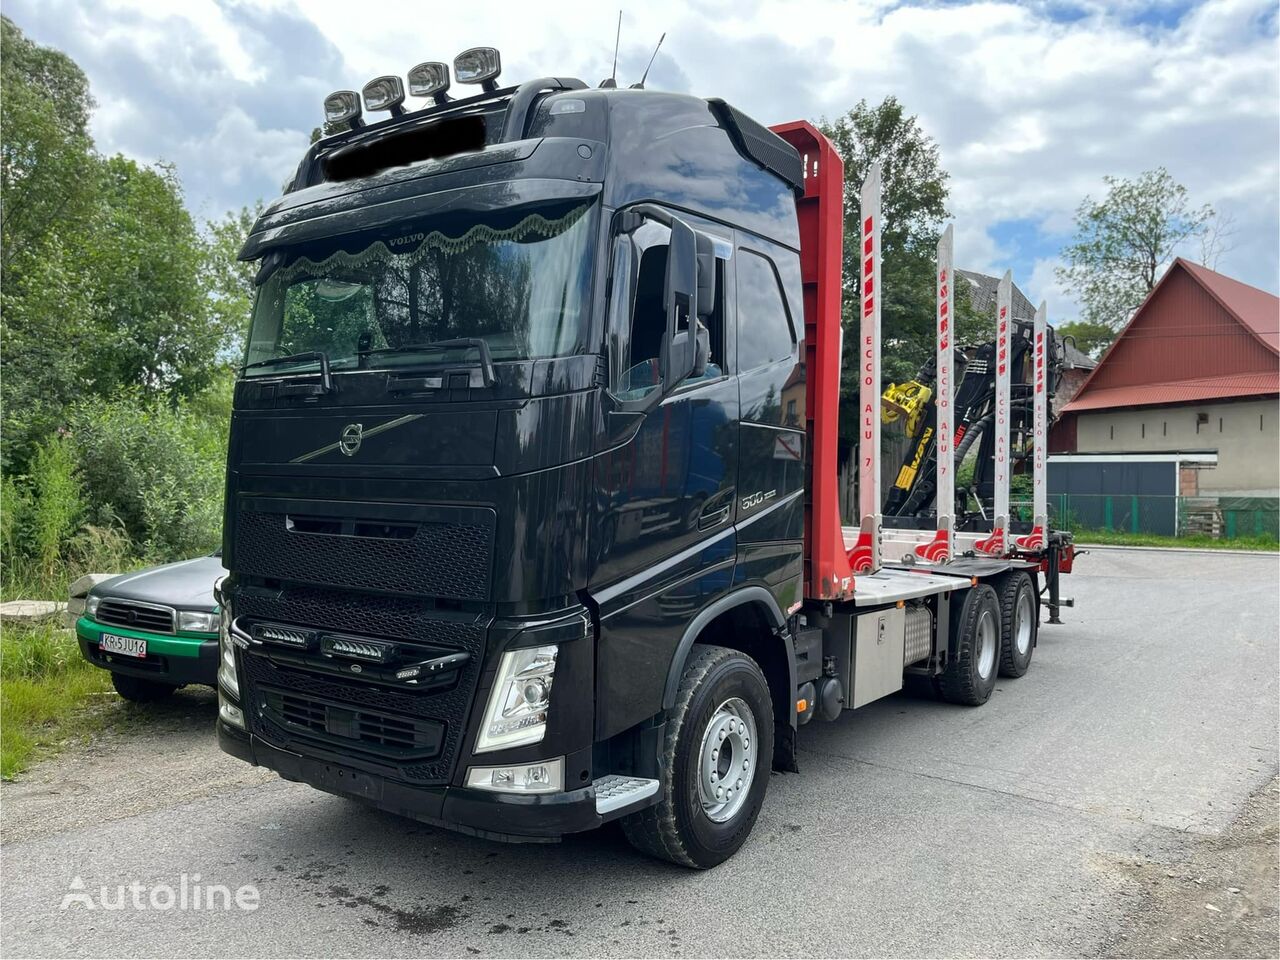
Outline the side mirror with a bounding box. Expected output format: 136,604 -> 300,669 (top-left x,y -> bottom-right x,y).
660,216 -> 698,388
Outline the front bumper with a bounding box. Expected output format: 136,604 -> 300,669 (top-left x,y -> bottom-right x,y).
217,718 -> 604,842
76,616 -> 218,686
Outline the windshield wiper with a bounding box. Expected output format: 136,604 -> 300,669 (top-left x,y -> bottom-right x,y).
358,338 -> 496,388
242,351 -> 333,394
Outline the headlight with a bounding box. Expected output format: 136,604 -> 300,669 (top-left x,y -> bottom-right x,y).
85,595 -> 102,618
465,757 -> 563,794
178,610 -> 218,633
217,607 -> 239,699
474,644 -> 558,753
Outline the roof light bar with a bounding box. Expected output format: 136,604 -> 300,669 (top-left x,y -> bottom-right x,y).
323,90 -> 363,129
454,47 -> 501,91
362,75 -> 406,116
408,61 -> 452,104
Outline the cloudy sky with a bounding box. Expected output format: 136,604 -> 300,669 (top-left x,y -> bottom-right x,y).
6,0 -> 1278,320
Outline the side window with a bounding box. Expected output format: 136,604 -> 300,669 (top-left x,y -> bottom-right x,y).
686,257 -> 728,384
612,221 -> 731,400
616,239 -> 668,400
736,249 -> 795,371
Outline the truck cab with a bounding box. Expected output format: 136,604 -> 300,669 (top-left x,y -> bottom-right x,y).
217,59 -> 808,866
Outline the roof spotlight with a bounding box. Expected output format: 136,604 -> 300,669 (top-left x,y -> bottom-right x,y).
362,75 -> 406,115
408,61 -> 452,105
454,47 -> 501,92
323,90 -> 363,129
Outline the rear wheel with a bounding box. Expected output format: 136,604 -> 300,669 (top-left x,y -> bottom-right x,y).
111,672 -> 178,703
936,584 -> 1001,706
621,644 -> 773,869
997,572 -> 1037,678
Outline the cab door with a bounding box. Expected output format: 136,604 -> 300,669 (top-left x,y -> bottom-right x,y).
733,239 -> 805,607
590,212 -> 739,739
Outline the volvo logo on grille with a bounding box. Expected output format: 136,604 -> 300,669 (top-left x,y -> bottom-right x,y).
339,423 -> 363,456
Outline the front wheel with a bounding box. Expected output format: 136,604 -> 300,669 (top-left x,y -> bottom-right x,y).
621,644 -> 773,869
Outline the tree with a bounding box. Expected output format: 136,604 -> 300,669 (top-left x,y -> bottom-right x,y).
0,16 -> 97,271
202,203 -> 264,358
1055,168 -> 1214,331
817,96 -> 985,496
818,97 -> 986,384
1056,319 -> 1114,359
1,19 -> 254,469
78,156 -> 228,398
1,17 -> 101,468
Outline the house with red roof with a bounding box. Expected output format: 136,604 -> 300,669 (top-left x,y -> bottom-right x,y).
1050,258 -> 1279,498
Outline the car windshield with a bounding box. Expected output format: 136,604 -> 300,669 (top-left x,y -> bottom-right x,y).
243,201 -> 597,375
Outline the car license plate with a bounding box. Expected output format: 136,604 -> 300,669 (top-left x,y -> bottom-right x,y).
100,634 -> 147,659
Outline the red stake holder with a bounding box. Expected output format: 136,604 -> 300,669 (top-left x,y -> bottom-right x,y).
770,121 -> 854,601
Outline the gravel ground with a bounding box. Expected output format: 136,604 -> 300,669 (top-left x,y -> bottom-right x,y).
2,547 -> 1276,958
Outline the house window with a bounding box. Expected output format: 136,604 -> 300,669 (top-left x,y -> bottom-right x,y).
1219,416 -> 1224,433
1163,421 -> 1167,436
1109,424 -> 1114,440
1141,423 -> 1145,438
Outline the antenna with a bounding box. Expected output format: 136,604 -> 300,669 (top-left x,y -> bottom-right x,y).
632,32 -> 664,89
600,10 -> 622,88
611,11 -> 621,83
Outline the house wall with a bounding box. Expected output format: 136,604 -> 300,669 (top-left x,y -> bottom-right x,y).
1054,367 -> 1092,414
1074,397 -> 1280,496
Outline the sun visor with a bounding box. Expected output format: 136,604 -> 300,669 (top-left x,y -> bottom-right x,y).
239,137 -> 604,261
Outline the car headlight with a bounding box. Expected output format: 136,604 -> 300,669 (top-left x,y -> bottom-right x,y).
85,595 -> 101,618
217,607 -> 239,700
178,610 -> 219,633
474,644 -> 558,753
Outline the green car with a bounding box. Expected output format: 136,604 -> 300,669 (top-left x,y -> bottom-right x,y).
75,553 -> 224,702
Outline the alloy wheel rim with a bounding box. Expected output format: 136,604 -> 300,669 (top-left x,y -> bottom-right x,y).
696,697 -> 757,823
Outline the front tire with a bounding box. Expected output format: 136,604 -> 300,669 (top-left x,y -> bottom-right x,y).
997,572 -> 1037,678
936,584 -> 1001,706
621,644 -> 773,869
111,672 -> 178,703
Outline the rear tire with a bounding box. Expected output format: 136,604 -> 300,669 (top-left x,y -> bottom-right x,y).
936,584 -> 1001,706
997,572 -> 1037,678
111,672 -> 178,703
621,644 -> 773,869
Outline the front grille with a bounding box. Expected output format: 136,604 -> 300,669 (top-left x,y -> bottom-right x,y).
96,599 -> 174,634
236,587 -> 485,784
235,506 -> 495,600
260,686 -> 444,760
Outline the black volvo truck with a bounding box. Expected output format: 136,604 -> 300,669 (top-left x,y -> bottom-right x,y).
217,49 -> 1074,868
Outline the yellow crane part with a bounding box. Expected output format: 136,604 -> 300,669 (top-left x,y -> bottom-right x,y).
881,381 -> 933,437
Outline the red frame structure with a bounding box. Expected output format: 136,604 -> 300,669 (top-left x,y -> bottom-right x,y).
770,121 -> 854,601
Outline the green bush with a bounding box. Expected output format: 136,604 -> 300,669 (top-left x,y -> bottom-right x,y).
26,435 -> 84,573
67,393 -> 225,560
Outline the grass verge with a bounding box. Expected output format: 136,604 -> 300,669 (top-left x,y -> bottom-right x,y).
1,620 -> 113,779
1073,529 -> 1280,551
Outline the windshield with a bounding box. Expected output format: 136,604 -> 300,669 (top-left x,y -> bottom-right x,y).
243,202 -> 597,375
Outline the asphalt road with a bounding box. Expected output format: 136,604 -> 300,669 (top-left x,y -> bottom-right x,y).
3,548 -> 1277,958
